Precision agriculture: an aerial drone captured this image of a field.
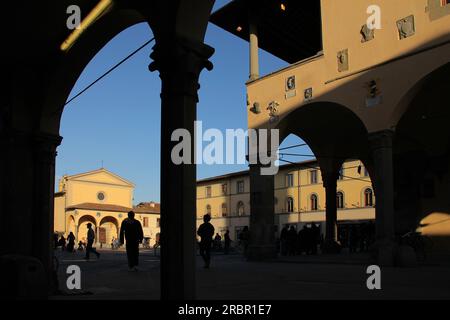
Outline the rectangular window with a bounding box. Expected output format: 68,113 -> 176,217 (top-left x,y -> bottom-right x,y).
222,183 -> 228,195
310,170 -> 318,184
222,204 -> 228,217
143,217 -> 148,228
156,218 -> 160,228
286,174 -> 294,187
206,186 -> 212,198
237,181 -> 245,194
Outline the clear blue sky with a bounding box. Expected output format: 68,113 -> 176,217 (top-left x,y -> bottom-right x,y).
56,0 -> 313,204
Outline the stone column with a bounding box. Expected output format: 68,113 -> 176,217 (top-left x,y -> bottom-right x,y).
248,163 -> 276,260
322,171 -> 340,253
149,37 -> 214,300
32,133 -> 62,291
75,225 -> 79,243
369,130 -> 396,266
1,130 -> 35,256
249,22 -> 259,81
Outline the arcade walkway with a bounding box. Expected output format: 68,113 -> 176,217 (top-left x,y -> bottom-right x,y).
52,250 -> 450,300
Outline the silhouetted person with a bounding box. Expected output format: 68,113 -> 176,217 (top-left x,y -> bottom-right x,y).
58,235 -> 66,251
53,233 -> 59,249
310,223 -> 320,255
77,241 -> 84,251
349,225 -> 359,253
197,214 -> 215,268
84,223 -> 100,260
214,233 -> 222,250
239,226 -> 250,256
120,211 -> 144,271
67,232 -> 76,252
298,225 -> 308,255
224,230 -> 231,254
287,226 -> 297,256
280,226 -> 288,256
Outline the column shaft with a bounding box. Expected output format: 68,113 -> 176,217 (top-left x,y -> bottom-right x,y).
32,133 -> 62,291
249,23 -> 259,81
369,130 -> 396,265
322,170 -> 341,253
248,164 -> 276,260
150,38 -> 214,300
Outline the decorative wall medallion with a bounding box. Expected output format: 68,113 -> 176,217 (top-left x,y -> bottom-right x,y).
365,80 -> 382,107
96,212 -> 101,217
118,213 -> 123,218
267,101 -> 280,123
286,76 -> 296,91
250,102 -> 261,114
304,88 -> 313,101
337,49 -> 349,72
361,24 -> 375,42
397,15 -> 415,39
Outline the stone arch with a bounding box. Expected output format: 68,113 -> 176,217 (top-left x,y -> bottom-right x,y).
77,215 -> 97,243
67,215 -> 76,237
393,62 -> 450,234
41,8 -> 149,135
276,101 -> 370,166
99,216 -> 119,245
392,61 -> 450,132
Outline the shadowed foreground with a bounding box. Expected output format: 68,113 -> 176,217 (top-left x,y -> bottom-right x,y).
52,249 -> 450,300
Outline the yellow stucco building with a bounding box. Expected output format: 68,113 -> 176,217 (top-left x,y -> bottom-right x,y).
54,169 -> 161,247
197,159 -> 376,244
55,161 -> 375,248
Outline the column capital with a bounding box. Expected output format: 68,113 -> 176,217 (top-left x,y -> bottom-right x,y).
322,171 -> 339,188
33,132 -> 63,165
149,37 -> 214,100
368,129 -> 394,150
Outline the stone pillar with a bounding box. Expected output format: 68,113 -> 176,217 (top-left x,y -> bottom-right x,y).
75,225 -> 79,243
149,37 -> 214,300
248,164 -> 276,260
32,133 -> 62,291
322,171 -> 340,253
1,130 -> 35,256
249,22 -> 259,81
369,130 -> 396,266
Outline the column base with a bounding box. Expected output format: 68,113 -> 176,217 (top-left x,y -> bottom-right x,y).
246,245 -> 277,261
322,240 -> 342,254
0,255 -> 48,299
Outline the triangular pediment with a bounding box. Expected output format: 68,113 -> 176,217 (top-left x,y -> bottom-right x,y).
68,169 -> 134,187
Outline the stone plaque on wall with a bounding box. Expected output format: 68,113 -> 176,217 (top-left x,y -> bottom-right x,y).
337,49 -> 349,72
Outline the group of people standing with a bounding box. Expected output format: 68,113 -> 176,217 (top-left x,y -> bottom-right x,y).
54,211 -> 145,272
280,224 -> 322,256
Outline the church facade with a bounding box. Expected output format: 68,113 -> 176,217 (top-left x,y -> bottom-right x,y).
54,169 -> 160,247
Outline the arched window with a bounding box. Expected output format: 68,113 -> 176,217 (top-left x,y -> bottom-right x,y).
310,194 -> 318,211
221,203 -> 227,217
286,197 -> 294,213
206,204 -> 212,215
364,188 -> 374,207
237,201 -> 245,216
336,192 -> 344,209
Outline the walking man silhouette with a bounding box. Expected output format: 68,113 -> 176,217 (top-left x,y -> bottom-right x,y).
120,211 -> 144,271
84,223 -> 100,260
197,214 -> 215,268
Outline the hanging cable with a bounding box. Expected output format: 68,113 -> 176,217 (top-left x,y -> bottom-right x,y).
278,158 -> 372,183
65,37 -> 156,106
